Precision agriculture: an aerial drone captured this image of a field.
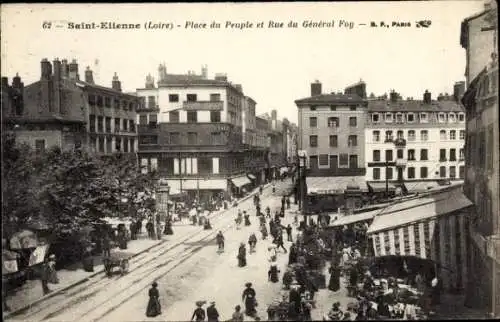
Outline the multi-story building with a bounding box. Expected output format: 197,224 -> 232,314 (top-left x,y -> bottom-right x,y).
365,88 -> 466,194
460,1 -> 500,316
295,80 -> 368,214
136,64 -> 260,202
2,58 -> 138,154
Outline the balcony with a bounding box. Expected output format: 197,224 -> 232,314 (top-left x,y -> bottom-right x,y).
182,101 -> 223,111
394,138 -> 406,147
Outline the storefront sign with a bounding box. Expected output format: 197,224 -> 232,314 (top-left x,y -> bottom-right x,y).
310,189 -> 343,195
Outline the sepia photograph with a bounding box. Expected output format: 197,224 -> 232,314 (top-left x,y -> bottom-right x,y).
1,1 -> 498,321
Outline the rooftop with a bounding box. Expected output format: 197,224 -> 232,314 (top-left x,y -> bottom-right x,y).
295,93 -> 365,105
367,99 -> 464,112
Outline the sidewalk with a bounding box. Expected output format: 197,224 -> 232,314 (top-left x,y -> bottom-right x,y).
4,187 -> 264,318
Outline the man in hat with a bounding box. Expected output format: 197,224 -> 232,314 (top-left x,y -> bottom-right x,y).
237,243 -> 247,267
242,282 -> 257,316
191,301 -> 206,321
206,301 -> 220,322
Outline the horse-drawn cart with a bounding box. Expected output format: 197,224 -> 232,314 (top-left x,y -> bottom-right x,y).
103,250 -> 133,277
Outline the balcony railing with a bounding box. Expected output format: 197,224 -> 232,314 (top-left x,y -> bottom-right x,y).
394,138 -> 406,147
182,101 -> 223,111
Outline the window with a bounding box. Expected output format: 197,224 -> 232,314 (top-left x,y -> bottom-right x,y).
187,111 -> 198,123
350,106 -> 357,111
310,106 -> 317,111
210,111 -> 221,122
407,113 -> 415,123
35,139 -> 45,154
339,154 -> 349,166
211,132 -> 222,145
128,102 -> 134,111
420,149 -> 428,161
373,150 -> 381,161
169,94 -> 179,102
122,118 -> 128,131
88,94 -> 96,105
123,138 -> 129,153
115,139 -> 121,151
372,113 -> 380,123
210,93 -> 221,101
104,97 -> 111,107
397,130 -> 404,140
186,94 -> 197,102
386,167 -> 393,180
187,132 -> 198,145
396,113 -> 404,124
420,130 -> 428,141
98,137 -> 104,152
309,117 -> 317,128
349,155 -> 358,168
169,111 -> 180,122
408,167 -> 416,179
397,149 -> 404,159
385,131 -> 393,142
440,149 -> 447,161
420,167 -> 428,178
309,156 -> 318,169
114,99 -> 120,109
89,115 -> 96,132
97,116 -> 104,132
122,100 -> 127,110
149,114 -> 157,125
450,149 -> 457,161
328,117 -> 339,127
438,113 -> 446,123
385,150 -> 393,161
450,130 -> 456,140
459,165 -> 465,179
139,115 -> 147,125
448,113 -> 456,123
439,166 -> 446,178
309,135 -> 318,147
97,96 -> 103,107
458,113 -> 465,122
408,149 -> 416,160
148,96 -> 156,109
130,120 -> 135,132
170,132 -> 180,145
450,166 -> 456,178
408,130 -> 416,141
106,117 -> 112,133
329,135 -> 338,147
440,130 -> 447,140
319,154 -> 329,166
330,106 -> 337,111
459,148 -> 464,161
459,130 -> 465,140
349,117 -> 357,127
385,113 -> 393,123
373,168 -> 381,180
348,135 -> 357,147
419,113 -> 428,123
373,131 -> 380,142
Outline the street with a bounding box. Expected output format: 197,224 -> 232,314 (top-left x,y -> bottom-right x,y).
7,181 -> 297,322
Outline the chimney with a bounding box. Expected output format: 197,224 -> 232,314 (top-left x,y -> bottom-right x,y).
453,81 -> 465,102
423,90 -> 431,104
85,67 -> 94,84
234,84 -> 243,92
68,59 -> 79,80
437,93 -> 444,101
215,73 -> 228,82
61,59 -> 69,78
271,109 -> 277,120
112,72 -> 121,92
311,80 -> 322,96
145,73 -> 155,89
389,90 -> 399,102
201,65 -> 208,79
12,73 -> 22,88
41,58 -> 52,80
53,58 -> 61,81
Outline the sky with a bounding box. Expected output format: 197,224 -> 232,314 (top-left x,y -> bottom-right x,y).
1,1 -> 487,124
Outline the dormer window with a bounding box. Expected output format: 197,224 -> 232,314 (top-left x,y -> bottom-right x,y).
372,113 -> 380,123
419,113 -> 428,123
448,113 -> 456,123
385,113 -> 393,123
396,113 -> 404,124
407,113 -> 415,123
458,113 -> 465,122
438,113 -> 446,123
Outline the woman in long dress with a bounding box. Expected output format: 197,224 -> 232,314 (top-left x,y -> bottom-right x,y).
238,243 -> 247,267
328,264 -> 341,292
146,282 -> 162,317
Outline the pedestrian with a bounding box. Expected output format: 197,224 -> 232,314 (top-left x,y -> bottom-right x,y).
102,234 -> 111,258
265,206 -> 271,219
216,231 -> 225,252
242,282 -> 257,317
268,264 -> 280,283
289,284 -> 302,318
260,224 -> 268,240
286,224 -> 293,242
288,243 -> 298,265
117,225 -> 128,249
164,218 -> 174,235
204,218 -> 212,230
244,212 -> 251,226
129,221 -> 137,240
191,301 -> 206,321
274,234 -> 287,253
286,197 -> 291,209
248,233 -> 257,253
41,254 -> 58,295
146,282 -> 162,317
231,305 -> 244,321
82,242 -> 94,272
281,196 -> 286,210
237,243 -> 247,267
328,263 -> 341,292
146,220 -> 154,238
206,301 -> 220,322
431,275 -> 441,306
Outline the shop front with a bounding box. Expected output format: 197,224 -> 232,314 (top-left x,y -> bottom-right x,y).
230,175 -> 252,198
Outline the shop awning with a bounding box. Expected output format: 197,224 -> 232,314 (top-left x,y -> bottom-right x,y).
231,176 -> 251,188
330,208 -> 381,227
403,181 -> 440,193
247,173 -> 256,180
307,176 -> 368,195
367,182 -> 396,192
367,189 -> 473,234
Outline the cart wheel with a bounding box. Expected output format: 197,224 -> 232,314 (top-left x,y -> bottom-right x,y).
121,259 -> 129,273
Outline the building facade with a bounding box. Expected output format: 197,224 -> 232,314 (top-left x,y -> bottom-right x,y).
136,64 -> 261,202
460,2 -> 500,316
365,88 -> 466,194
2,58 -> 138,155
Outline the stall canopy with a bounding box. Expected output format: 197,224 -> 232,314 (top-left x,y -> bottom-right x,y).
367,189 -> 473,234
231,176 -> 251,188
307,176 -> 368,195
367,182 -> 396,192
247,173 -> 256,180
